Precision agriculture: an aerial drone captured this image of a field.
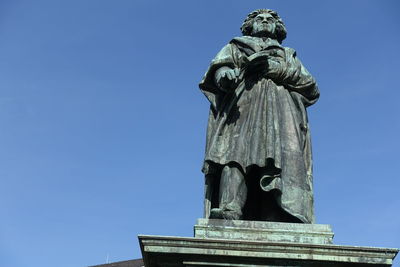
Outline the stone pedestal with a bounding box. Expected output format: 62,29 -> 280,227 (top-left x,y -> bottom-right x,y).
194,219 -> 334,245
138,219 -> 398,267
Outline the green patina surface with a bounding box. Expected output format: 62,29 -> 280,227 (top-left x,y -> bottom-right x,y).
199,9 -> 319,223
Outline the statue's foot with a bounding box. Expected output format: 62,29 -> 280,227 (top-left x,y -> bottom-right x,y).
210,208 -> 241,220
210,208 -> 224,219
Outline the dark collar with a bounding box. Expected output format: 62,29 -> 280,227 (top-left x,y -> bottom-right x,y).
231,36 -> 282,54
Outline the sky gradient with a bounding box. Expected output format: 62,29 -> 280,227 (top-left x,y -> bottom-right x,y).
0,1 -> 399,266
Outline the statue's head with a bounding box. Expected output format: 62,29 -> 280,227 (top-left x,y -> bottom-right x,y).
241,9 -> 287,43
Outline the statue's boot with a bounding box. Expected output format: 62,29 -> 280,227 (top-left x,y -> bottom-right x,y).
210,208 -> 241,220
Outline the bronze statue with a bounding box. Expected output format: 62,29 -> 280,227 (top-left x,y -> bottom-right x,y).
199,9 -> 319,223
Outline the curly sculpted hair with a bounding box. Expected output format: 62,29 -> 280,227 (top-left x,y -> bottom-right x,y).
240,9 -> 287,43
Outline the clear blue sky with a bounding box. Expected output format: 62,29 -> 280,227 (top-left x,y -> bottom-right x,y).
0,1 -> 399,266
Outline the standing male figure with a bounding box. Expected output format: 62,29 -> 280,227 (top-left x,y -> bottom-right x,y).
199,9 -> 319,223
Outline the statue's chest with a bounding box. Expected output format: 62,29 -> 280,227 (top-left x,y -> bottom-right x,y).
260,46 -> 286,61
238,43 -> 286,61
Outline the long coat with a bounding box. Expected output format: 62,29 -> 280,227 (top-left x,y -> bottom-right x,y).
199,36 -> 319,223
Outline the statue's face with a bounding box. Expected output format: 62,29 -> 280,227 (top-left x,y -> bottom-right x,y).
251,13 -> 276,37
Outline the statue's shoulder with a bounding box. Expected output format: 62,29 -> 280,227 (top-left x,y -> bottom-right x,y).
284,46 -> 297,57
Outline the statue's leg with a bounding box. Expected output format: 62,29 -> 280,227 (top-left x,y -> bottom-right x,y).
203,174 -> 216,218
210,164 -> 247,220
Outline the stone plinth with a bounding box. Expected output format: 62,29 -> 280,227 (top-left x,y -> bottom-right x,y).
138,219 -> 398,267
194,219 -> 333,245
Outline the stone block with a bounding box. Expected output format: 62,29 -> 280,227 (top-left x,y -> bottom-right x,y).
194,219 -> 333,245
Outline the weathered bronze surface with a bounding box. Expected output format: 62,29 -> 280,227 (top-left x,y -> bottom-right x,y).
199,9 -> 319,223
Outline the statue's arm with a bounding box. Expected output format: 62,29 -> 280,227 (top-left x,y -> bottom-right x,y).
209,44 -> 242,92
199,44 -> 242,109
267,48 -> 320,102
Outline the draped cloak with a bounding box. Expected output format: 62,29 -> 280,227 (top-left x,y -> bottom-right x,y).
199,36 -> 320,223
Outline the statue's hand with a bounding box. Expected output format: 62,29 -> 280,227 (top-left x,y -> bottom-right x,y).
215,67 -> 240,91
